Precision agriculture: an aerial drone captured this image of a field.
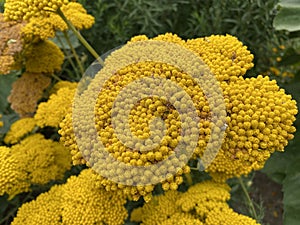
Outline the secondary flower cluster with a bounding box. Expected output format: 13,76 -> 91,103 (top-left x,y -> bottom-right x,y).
34,81 -> 77,128
4,0 -> 69,21
0,133 -> 71,198
21,2 -> 95,42
11,169 -> 128,225
131,180 -> 260,225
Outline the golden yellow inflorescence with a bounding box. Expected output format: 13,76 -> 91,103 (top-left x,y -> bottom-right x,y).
186,34 -> 254,82
0,146 -> 29,198
0,134 -> 71,198
21,2 -> 95,42
11,169 -> 128,225
7,72 -> 51,118
207,75 -> 298,181
4,0 -> 69,21
59,33 -> 297,201
50,80 -> 78,95
131,180 -> 260,225
4,117 -> 37,144
35,82 -> 77,128
59,59 -> 215,201
24,40 -> 64,73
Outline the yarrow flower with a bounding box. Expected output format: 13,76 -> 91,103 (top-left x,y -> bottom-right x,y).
206,75 -> 297,181
4,117 -> 37,144
4,0 -> 69,21
0,146 -> 28,199
21,2 -> 95,42
11,169 -> 128,225
0,134 -> 71,198
24,40 -> 64,73
59,33 -> 297,202
185,34 -> 254,82
35,82 -> 77,128
131,180 -> 260,225
7,72 -> 51,117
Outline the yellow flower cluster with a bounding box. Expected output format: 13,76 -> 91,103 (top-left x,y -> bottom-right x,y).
4,0 -> 69,21
7,72 -> 51,117
56,2 -> 95,30
0,146 -> 29,198
0,13 -> 25,74
186,34 -> 254,82
24,40 -> 64,73
50,80 -> 78,95
0,134 -> 71,198
205,206 -> 261,225
130,33 -> 254,82
22,2 -> 95,42
59,61 -> 213,200
4,118 -> 37,144
59,32 -> 297,201
11,169 -> 128,225
207,75 -> 298,181
131,180 -> 260,225
176,181 -> 231,217
35,82 -> 77,128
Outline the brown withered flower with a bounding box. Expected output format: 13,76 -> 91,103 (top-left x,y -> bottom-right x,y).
0,13 -> 25,74
8,72 -> 51,117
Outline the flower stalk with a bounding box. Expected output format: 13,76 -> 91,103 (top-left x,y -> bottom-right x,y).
56,8 -> 104,66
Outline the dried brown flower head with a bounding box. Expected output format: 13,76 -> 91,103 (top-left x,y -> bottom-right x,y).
0,13 -> 25,74
8,72 -> 51,117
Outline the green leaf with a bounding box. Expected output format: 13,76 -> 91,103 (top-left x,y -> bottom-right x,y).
262,152 -> 291,184
0,113 -> 19,140
263,122 -> 300,183
282,156 -> 300,225
273,1 -> 300,32
50,30 -> 80,50
0,72 -> 19,113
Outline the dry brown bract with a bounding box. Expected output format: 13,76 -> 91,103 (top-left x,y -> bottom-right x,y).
0,13 -> 25,74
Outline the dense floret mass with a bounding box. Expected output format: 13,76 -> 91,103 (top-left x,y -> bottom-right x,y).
21,2 -> 95,41
11,169 -> 128,225
59,33 -> 297,201
24,40 -> 64,73
4,117 -> 37,144
207,75 -> 297,181
35,83 -> 77,128
0,134 -> 71,198
131,180 -> 260,225
4,0 -> 69,21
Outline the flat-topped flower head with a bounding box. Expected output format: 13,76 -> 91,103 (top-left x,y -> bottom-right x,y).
4,0 -> 69,21
11,169 -> 128,225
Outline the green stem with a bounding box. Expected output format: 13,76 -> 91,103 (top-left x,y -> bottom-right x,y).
56,8 -> 104,66
56,34 -> 80,79
51,73 -> 62,81
238,177 -> 258,220
184,173 -> 193,186
63,31 -> 85,75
